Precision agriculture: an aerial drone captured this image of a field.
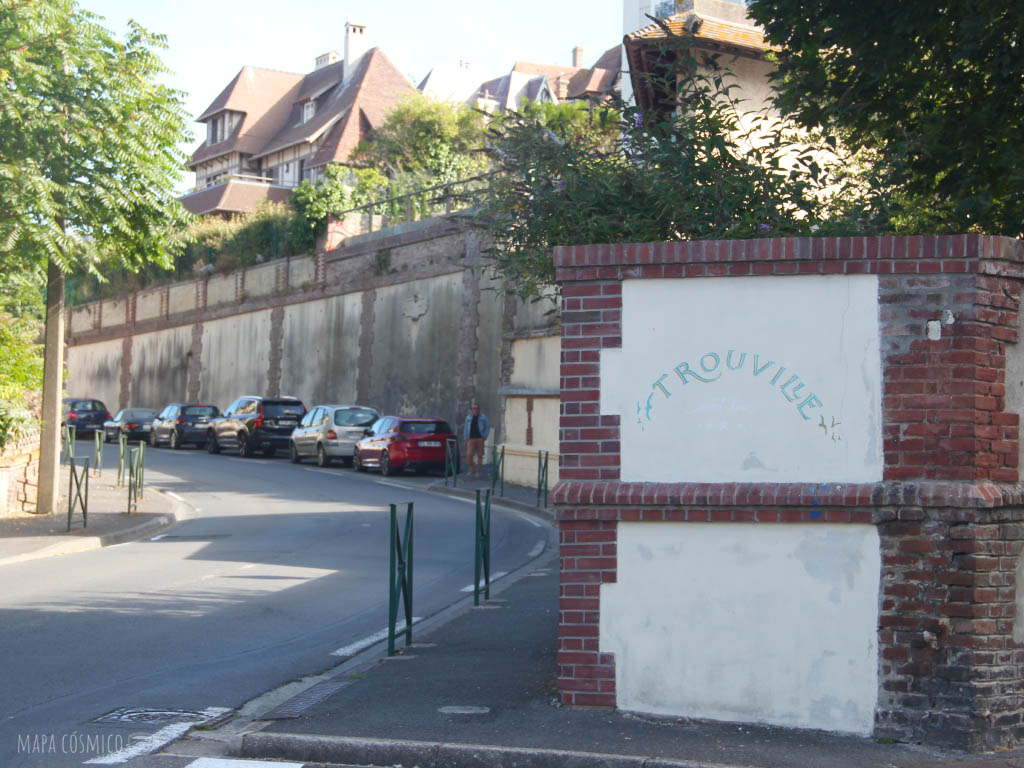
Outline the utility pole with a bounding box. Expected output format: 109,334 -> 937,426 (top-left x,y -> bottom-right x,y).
36,259 -> 65,516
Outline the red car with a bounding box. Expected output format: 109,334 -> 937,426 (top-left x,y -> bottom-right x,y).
352,416 -> 458,475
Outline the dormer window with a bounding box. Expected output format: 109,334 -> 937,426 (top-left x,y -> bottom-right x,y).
303,100 -> 316,123
206,113 -> 230,145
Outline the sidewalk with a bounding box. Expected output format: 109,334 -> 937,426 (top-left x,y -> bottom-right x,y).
0,457 -> 187,567
237,557 -> 1024,768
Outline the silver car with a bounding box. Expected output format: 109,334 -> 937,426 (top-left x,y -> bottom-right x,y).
289,404 -> 380,467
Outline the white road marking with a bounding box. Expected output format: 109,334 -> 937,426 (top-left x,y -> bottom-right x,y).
149,534 -> 168,541
330,618 -> 423,657
240,563 -> 257,570
184,759 -> 303,768
85,707 -> 230,764
517,513 -> 543,528
373,479 -> 417,490
165,491 -> 185,502
301,467 -> 343,476
528,540 -> 545,558
439,705 -> 490,715
459,571 -> 508,592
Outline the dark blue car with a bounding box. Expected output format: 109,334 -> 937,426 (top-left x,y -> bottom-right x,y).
61,398 -> 110,436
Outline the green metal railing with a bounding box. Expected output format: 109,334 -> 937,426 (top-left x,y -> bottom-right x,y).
93,430 -> 103,476
117,434 -> 128,486
474,489 -> 492,606
66,458 -> 89,531
537,450 -> 549,508
388,502 -> 415,656
126,443 -> 145,514
61,425 -> 76,464
490,445 -> 505,497
444,438 -> 459,488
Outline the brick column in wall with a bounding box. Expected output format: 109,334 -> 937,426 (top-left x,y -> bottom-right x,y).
266,306 -> 284,398
552,235 -> 1024,751
186,323 -> 203,403
355,289 -> 376,405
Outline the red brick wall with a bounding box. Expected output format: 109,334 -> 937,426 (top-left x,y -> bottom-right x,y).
0,431 -> 41,517
554,235 -> 1024,750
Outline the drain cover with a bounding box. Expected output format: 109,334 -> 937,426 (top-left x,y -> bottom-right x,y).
93,707 -> 218,724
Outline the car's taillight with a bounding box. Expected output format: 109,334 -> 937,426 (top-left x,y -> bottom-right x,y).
68,410 -> 78,419
254,404 -> 264,429
176,416 -> 186,424
103,410 -> 110,420
327,430 -> 337,440
128,423 -> 138,429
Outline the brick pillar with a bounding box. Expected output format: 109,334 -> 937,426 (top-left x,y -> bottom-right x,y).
552,234 -> 1024,751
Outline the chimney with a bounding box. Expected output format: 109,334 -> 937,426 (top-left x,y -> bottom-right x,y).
315,50 -> 340,70
344,21 -> 369,82
572,46 -> 583,68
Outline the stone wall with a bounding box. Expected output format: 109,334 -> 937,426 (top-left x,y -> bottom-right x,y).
553,234 -> 1024,751
0,430 -> 40,517
65,218 -> 512,445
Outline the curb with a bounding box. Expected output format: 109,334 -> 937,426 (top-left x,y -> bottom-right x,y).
0,489 -> 195,568
424,483 -> 555,521
239,732 -> 731,768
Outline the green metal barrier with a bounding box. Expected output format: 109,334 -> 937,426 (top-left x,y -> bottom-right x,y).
126,446 -> 144,514
537,450 -> 549,508
66,458 -> 89,531
137,440 -> 146,497
388,502 -> 415,656
474,489 -> 492,606
93,430 -> 103,477
61,425 -> 76,464
444,438 -> 458,488
490,445 -> 505,497
117,434 -> 128,486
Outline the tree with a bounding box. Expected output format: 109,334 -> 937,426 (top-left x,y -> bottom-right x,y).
351,92 -> 489,182
478,55 -> 856,298
746,0 -> 1024,236
0,0 -> 192,512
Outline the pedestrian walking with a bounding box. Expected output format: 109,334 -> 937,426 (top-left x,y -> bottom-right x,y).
463,403 -> 489,477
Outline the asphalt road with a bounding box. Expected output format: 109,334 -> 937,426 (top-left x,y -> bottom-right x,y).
0,441 -> 547,768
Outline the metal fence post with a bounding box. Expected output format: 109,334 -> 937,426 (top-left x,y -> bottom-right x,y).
61,425 -> 76,464
537,450 -> 549,508
490,445 -> 505,497
474,489 -> 492,606
137,440 -> 146,498
66,458 -> 89,531
117,433 -> 127,486
93,430 -> 103,477
387,501 -> 415,656
444,438 -> 458,488
127,446 -> 140,514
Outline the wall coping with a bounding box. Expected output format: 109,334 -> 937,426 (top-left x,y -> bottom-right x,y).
552,479 -> 1024,511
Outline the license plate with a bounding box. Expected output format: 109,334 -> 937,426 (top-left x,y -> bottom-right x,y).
143,425 -> 151,431
421,441 -> 441,447
279,420 -> 296,426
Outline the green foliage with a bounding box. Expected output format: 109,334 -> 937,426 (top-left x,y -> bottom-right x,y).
0,0 -> 194,278
747,0 -> 1024,236
0,313 -> 43,448
478,52 -> 858,298
352,92 -> 489,181
517,99 -> 621,153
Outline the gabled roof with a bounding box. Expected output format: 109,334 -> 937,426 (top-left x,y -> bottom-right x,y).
567,45 -> 621,100
189,67 -> 304,169
625,12 -> 768,55
178,179 -> 294,217
511,61 -> 580,100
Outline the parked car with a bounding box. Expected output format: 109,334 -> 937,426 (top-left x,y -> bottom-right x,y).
102,408 -> 158,443
289,405 -> 379,467
61,398 -> 111,436
353,416 -> 458,475
150,403 -> 221,449
206,396 -> 305,458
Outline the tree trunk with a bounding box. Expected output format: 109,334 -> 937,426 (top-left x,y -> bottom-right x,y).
36,260 -> 65,516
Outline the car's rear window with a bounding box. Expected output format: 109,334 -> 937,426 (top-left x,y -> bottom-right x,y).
125,410 -> 156,420
398,421 -> 452,435
334,408 -> 378,427
263,402 -> 304,419
72,400 -> 105,412
183,406 -> 218,418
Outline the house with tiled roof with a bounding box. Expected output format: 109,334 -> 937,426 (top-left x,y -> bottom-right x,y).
181,23 -> 415,217
623,0 -> 773,116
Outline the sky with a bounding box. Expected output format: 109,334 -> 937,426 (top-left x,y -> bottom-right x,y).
82,0 -> 625,160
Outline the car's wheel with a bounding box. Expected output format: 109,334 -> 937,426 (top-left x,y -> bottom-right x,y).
149,429 -> 158,447
206,431 -> 220,454
380,451 -> 394,476
170,429 -> 182,450
316,444 -> 331,467
237,432 -> 252,458
290,442 -> 302,463
353,450 -> 367,472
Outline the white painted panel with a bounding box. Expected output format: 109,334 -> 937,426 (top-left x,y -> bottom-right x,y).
600,275 -> 882,483
601,522 -> 880,735
198,311 -> 271,411
66,338 -> 123,411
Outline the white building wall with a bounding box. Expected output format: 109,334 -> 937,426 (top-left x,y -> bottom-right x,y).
601,522 -> 881,735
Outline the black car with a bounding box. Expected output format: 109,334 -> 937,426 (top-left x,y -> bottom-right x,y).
151,403 -> 220,449
206,396 -> 305,458
102,408 -> 158,443
62,398 -> 111,436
